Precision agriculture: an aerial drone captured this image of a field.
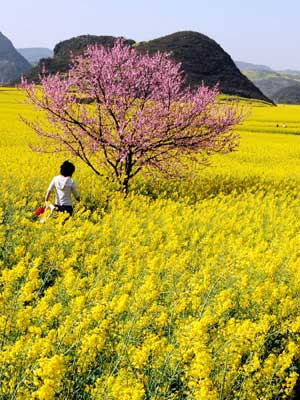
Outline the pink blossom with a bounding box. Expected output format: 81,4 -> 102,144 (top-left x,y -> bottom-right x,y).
21,39 -> 243,193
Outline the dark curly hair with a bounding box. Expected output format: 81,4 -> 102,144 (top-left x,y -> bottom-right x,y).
60,161 -> 75,177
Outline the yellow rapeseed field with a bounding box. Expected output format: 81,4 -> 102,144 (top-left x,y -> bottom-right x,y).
1,88 -> 300,399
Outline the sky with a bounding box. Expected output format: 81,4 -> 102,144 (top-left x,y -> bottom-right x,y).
1,0 -> 300,70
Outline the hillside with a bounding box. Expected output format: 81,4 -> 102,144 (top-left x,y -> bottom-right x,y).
17,47 -> 53,65
247,74 -> 300,103
0,32 -> 31,84
24,31 -> 272,104
251,76 -> 298,98
273,84 -> 300,104
238,62 -> 300,104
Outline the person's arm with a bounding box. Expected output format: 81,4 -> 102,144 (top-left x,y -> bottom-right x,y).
71,181 -> 80,202
45,178 -> 55,202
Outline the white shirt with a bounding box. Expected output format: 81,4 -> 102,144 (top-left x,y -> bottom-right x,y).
47,175 -> 79,206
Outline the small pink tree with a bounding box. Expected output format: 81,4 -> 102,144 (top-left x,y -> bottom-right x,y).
21,39 -> 243,194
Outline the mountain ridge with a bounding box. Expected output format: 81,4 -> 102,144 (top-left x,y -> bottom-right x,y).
24,31 -> 272,104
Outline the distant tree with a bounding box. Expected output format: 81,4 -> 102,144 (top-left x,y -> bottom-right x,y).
21,39 -> 243,194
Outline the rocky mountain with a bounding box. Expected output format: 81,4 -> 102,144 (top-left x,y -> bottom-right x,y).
24,31 -> 272,103
17,48 -> 53,65
0,32 -> 31,84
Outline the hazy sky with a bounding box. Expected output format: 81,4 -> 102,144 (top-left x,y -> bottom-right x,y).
2,0 -> 300,70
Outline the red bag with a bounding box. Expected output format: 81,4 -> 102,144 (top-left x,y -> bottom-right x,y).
34,206 -> 46,217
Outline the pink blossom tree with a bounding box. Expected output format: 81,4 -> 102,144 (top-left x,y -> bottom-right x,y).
21,39 -> 243,194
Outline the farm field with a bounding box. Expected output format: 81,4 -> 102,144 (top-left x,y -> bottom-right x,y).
1,88 -> 300,399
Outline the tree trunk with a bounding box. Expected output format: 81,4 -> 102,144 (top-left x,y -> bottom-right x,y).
121,152 -> 133,197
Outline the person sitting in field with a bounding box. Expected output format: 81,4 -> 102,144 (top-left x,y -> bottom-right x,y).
45,160 -> 80,216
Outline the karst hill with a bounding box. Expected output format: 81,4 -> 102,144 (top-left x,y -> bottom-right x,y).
0,32 -> 31,84
137,32 -> 271,102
